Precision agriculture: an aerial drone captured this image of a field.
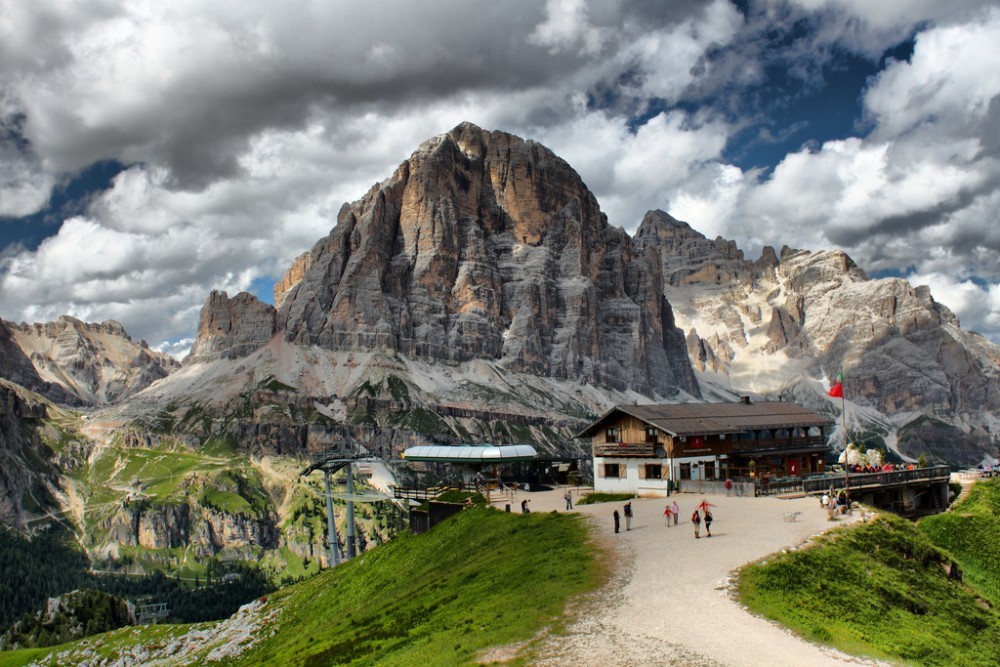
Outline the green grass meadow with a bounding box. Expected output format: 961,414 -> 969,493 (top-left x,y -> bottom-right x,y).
918,478 -> 1000,607
739,484 -> 1000,667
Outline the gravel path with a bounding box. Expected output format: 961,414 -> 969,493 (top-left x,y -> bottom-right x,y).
498,487 -> 885,667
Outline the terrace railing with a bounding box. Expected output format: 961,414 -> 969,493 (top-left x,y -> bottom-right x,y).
800,465 -> 952,494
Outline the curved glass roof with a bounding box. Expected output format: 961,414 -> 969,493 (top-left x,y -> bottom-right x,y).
402,444 -> 537,463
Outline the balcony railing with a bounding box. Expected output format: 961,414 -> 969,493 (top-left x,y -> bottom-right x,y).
594,436 -> 827,458
729,436 -> 826,454
801,465 -> 951,494
593,442 -> 657,457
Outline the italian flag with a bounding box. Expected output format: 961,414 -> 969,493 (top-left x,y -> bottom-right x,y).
828,371 -> 844,398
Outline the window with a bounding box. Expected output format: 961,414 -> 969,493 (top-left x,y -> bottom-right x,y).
644,464 -> 662,479
680,463 -> 691,480
645,427 -> 658,443
605,428 -> 620,443
704,462 -> 715,480
603,463 -> 621,478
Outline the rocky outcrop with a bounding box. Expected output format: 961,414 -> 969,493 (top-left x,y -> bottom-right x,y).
634,210 -> 756,286
0,382 -> 59,526
102,499 -> 279,553
276,123 -> 699,397
273,251 -> 313,309
5,316 -> 179,405
187,291 -> 277,363
0,320 -> 77,404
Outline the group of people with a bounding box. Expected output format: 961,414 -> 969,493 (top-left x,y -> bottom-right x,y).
848,462 -> 916,474
820,490 -> 851,516
612,502 -> 634,533
614,499 -> 716,538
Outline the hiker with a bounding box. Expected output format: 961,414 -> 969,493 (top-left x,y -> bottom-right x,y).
624,502 -> 633,530
663,504 -> 673,526
821,492 -> 830,508
521,499 -> 530,514
564,489 -> 573,510
691,509 -> 701,538
671,500 -> 679,525
704,508 -> 713,537
613,509 -> 620,534
725,477 -> 733,496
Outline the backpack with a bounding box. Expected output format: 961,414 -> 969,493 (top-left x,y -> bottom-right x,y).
692,511 -> 700,523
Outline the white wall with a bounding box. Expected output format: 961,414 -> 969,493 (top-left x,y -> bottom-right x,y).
593,455 -> 726,496
593,457 -> 669,496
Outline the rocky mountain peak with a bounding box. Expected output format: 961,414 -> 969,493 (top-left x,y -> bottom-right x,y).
637,211 -> 1000,464
2,317 -> 180,405
262,123 -> 700,397
187,290 -> 277,363
635,209 -> 753,287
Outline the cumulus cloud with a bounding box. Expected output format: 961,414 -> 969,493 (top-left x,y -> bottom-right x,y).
690,6 -> 1000,337
0,0 -> 999,346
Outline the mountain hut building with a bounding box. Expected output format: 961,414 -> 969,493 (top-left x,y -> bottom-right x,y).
578,398 -> 834,497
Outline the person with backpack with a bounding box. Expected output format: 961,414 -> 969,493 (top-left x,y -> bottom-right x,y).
623,502 -> 633,530
691,509 -> 701,538
704,508 -> 713,537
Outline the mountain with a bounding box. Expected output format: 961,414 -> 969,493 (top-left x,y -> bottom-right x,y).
126,121 -> 703,455
636,210 -> 1000,465
274,121 -> 697,397
3,121 -> 1000,589
1,316 -> 180,405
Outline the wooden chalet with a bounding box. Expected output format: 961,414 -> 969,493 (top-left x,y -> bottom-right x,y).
577,397 -> 834,497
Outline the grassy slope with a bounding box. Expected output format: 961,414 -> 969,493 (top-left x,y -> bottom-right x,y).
738,511 -> 1000,666
918,478 -> 1000,607
0,507 -> 600,667
233,508 -> 597,666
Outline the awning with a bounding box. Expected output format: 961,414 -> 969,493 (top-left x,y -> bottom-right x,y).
402,444 -> 537,464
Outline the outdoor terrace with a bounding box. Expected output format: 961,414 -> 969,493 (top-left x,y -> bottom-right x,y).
801,465 -> 952,494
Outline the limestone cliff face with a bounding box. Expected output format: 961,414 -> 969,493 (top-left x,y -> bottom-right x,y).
102,500 -> 279,552
0,320 -> 77,404
0,382 -> 60,526
276,123 -> 698,397
187,291 -> 277,363
637,211 -> 1000,463
273,252 -> 313,310
5,316 -> 179,405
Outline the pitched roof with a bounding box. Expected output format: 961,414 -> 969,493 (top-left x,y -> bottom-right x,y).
577,401 -> 834,438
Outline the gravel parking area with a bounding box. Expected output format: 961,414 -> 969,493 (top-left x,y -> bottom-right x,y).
496,487 -> 883,666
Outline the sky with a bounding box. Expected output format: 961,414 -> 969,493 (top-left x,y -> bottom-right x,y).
1,0 -> 999,358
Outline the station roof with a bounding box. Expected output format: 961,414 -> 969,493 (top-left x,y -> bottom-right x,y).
401,444 -> 538,464
577,401 -> 834,438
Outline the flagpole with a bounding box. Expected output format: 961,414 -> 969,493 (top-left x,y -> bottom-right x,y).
841,372 -> 849,504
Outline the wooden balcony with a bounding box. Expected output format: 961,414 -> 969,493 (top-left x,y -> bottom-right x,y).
729,436 -> 827,455
593,442 -> 657,457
